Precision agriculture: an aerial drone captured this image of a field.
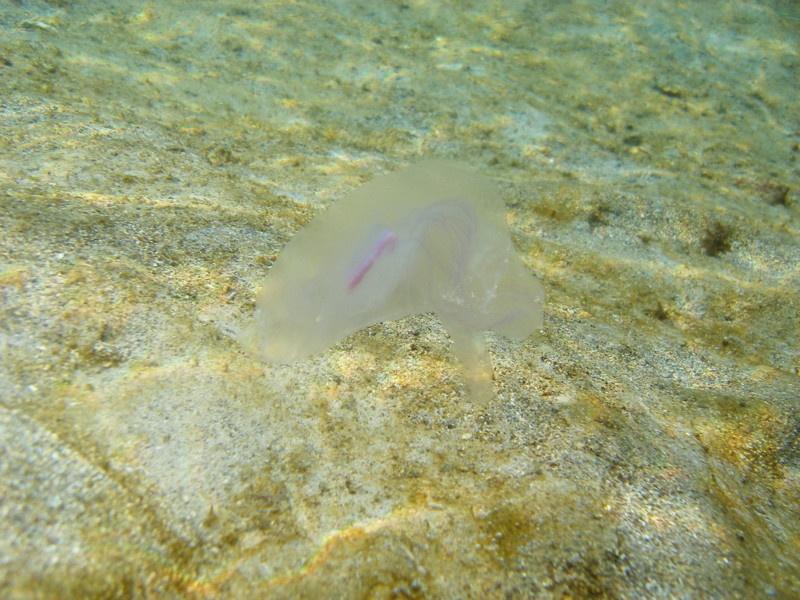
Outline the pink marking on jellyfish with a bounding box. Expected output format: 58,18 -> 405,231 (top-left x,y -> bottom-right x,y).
347,230 -> 398,292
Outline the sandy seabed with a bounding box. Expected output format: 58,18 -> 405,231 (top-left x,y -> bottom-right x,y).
1,1 -> 798,598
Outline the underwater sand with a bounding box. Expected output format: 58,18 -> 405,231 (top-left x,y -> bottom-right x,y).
1,1 -> 798,598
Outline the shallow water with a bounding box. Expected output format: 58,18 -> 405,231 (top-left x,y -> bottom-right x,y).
1,1 -> 798,598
